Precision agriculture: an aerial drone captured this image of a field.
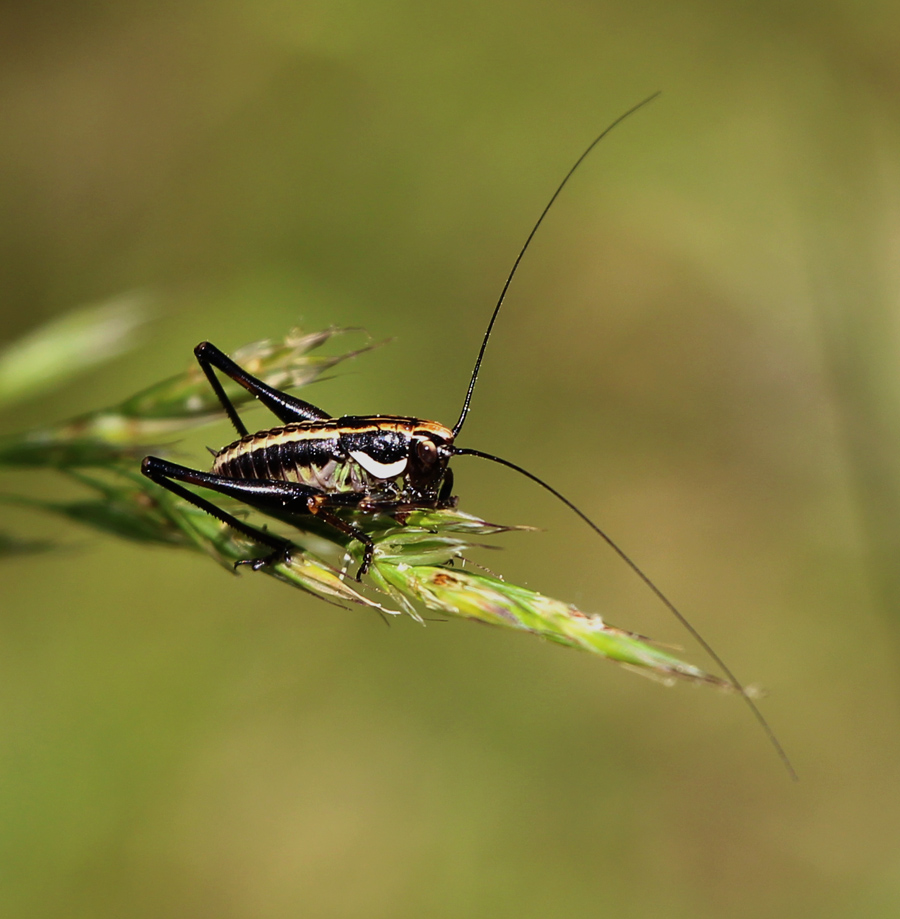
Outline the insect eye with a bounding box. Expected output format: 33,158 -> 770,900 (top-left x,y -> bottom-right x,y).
416,439 -> 438,464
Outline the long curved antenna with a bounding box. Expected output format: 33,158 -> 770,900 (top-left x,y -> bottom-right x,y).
452,92 -> 661,438
454,446 -> 798,781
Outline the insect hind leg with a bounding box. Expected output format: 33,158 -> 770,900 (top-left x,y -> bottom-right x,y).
141,456 -> 296,567
194,341 -> 331,437
141,456 -> 376,579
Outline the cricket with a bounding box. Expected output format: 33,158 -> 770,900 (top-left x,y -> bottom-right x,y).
141,94 -> 795,778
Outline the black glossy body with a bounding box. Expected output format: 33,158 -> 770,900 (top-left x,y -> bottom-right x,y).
142,342 -> 456,577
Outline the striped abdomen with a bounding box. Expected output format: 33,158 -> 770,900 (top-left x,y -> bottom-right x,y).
210,416 -> 454,499
211,426 -> 360,494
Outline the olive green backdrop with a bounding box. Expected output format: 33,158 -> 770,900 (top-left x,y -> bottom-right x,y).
2,2 -> 899,917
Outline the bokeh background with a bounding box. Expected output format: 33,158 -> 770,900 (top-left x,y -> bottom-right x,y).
3,2 -> 900,917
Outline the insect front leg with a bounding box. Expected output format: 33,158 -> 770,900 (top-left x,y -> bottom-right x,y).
438,467 -> 454,504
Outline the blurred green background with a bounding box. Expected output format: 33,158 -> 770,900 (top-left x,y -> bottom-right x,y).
3,2 -> 900,917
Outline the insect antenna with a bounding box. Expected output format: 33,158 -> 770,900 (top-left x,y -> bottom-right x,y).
454,447 -> 797,781
452,91 -> 661,438
448,95 -> 795,778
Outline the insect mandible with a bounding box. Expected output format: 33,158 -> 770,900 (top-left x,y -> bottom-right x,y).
141,94 -> 795,778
